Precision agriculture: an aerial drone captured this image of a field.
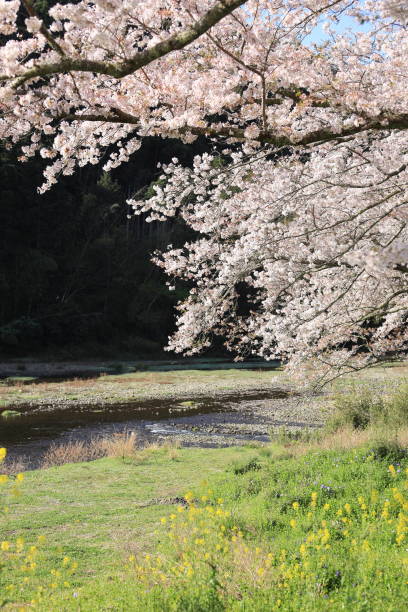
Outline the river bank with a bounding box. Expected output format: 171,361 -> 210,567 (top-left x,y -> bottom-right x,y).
0,358 -> 286,409
0,360 -> 329,467
2,359 -> 407,468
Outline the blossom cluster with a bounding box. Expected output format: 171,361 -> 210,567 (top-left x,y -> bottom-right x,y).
0,1 -> 408,377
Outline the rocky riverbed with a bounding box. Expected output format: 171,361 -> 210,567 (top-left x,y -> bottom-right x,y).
0,359 -> 333,467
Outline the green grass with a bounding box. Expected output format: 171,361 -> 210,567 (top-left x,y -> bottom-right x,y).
2,438 -> 408,610
1,446 -> 254,606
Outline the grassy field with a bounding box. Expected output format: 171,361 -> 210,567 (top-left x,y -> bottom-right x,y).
2,426 -> 408,611
2,365 -> 408,610
1,445 -> 255,608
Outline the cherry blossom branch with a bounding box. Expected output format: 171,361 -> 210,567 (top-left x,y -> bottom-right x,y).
58,109 -> 408,147
0,0 -> 247,86
21,0 -> 65,56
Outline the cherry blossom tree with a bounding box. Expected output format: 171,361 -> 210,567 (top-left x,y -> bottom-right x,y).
0,0 -> 407,382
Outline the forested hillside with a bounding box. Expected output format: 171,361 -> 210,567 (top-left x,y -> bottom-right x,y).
0,137 -> 206,357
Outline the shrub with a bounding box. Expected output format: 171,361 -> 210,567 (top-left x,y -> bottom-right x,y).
327,382 -> 408,431
329,388 -> 385,430
370,438 -> 407,462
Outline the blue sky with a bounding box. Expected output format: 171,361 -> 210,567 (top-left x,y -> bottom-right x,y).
306,12 -> 372,45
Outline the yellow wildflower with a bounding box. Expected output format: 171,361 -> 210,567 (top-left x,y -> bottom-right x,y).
0,448 -> 6,462
16,538 -> 24,551
371,490 -> 379,503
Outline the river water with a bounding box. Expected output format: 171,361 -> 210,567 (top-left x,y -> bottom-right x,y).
0,387 -> 322,468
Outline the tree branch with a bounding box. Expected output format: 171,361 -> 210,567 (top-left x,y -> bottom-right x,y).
0,0 -> 246,87
59,110 -> 408,147
22,0 -> 65,56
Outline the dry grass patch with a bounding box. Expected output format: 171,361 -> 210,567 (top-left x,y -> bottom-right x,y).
0,456 -> 28,475
97,431 -> 138,459
269,425 -> 408,461
40,432 -> 183,468
41,439 -> 104,467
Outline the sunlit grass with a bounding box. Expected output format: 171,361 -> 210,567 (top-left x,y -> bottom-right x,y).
2,430 -> 408,610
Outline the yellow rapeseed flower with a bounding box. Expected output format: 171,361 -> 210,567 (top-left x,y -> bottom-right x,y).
371,490 -> 379,503
16,538 -> 24,551
0,448 -> 6,462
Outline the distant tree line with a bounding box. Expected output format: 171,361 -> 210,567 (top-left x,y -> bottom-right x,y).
0,137 -> 207,357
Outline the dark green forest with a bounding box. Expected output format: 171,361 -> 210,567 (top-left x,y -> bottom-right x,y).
0,137 -> 207,358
